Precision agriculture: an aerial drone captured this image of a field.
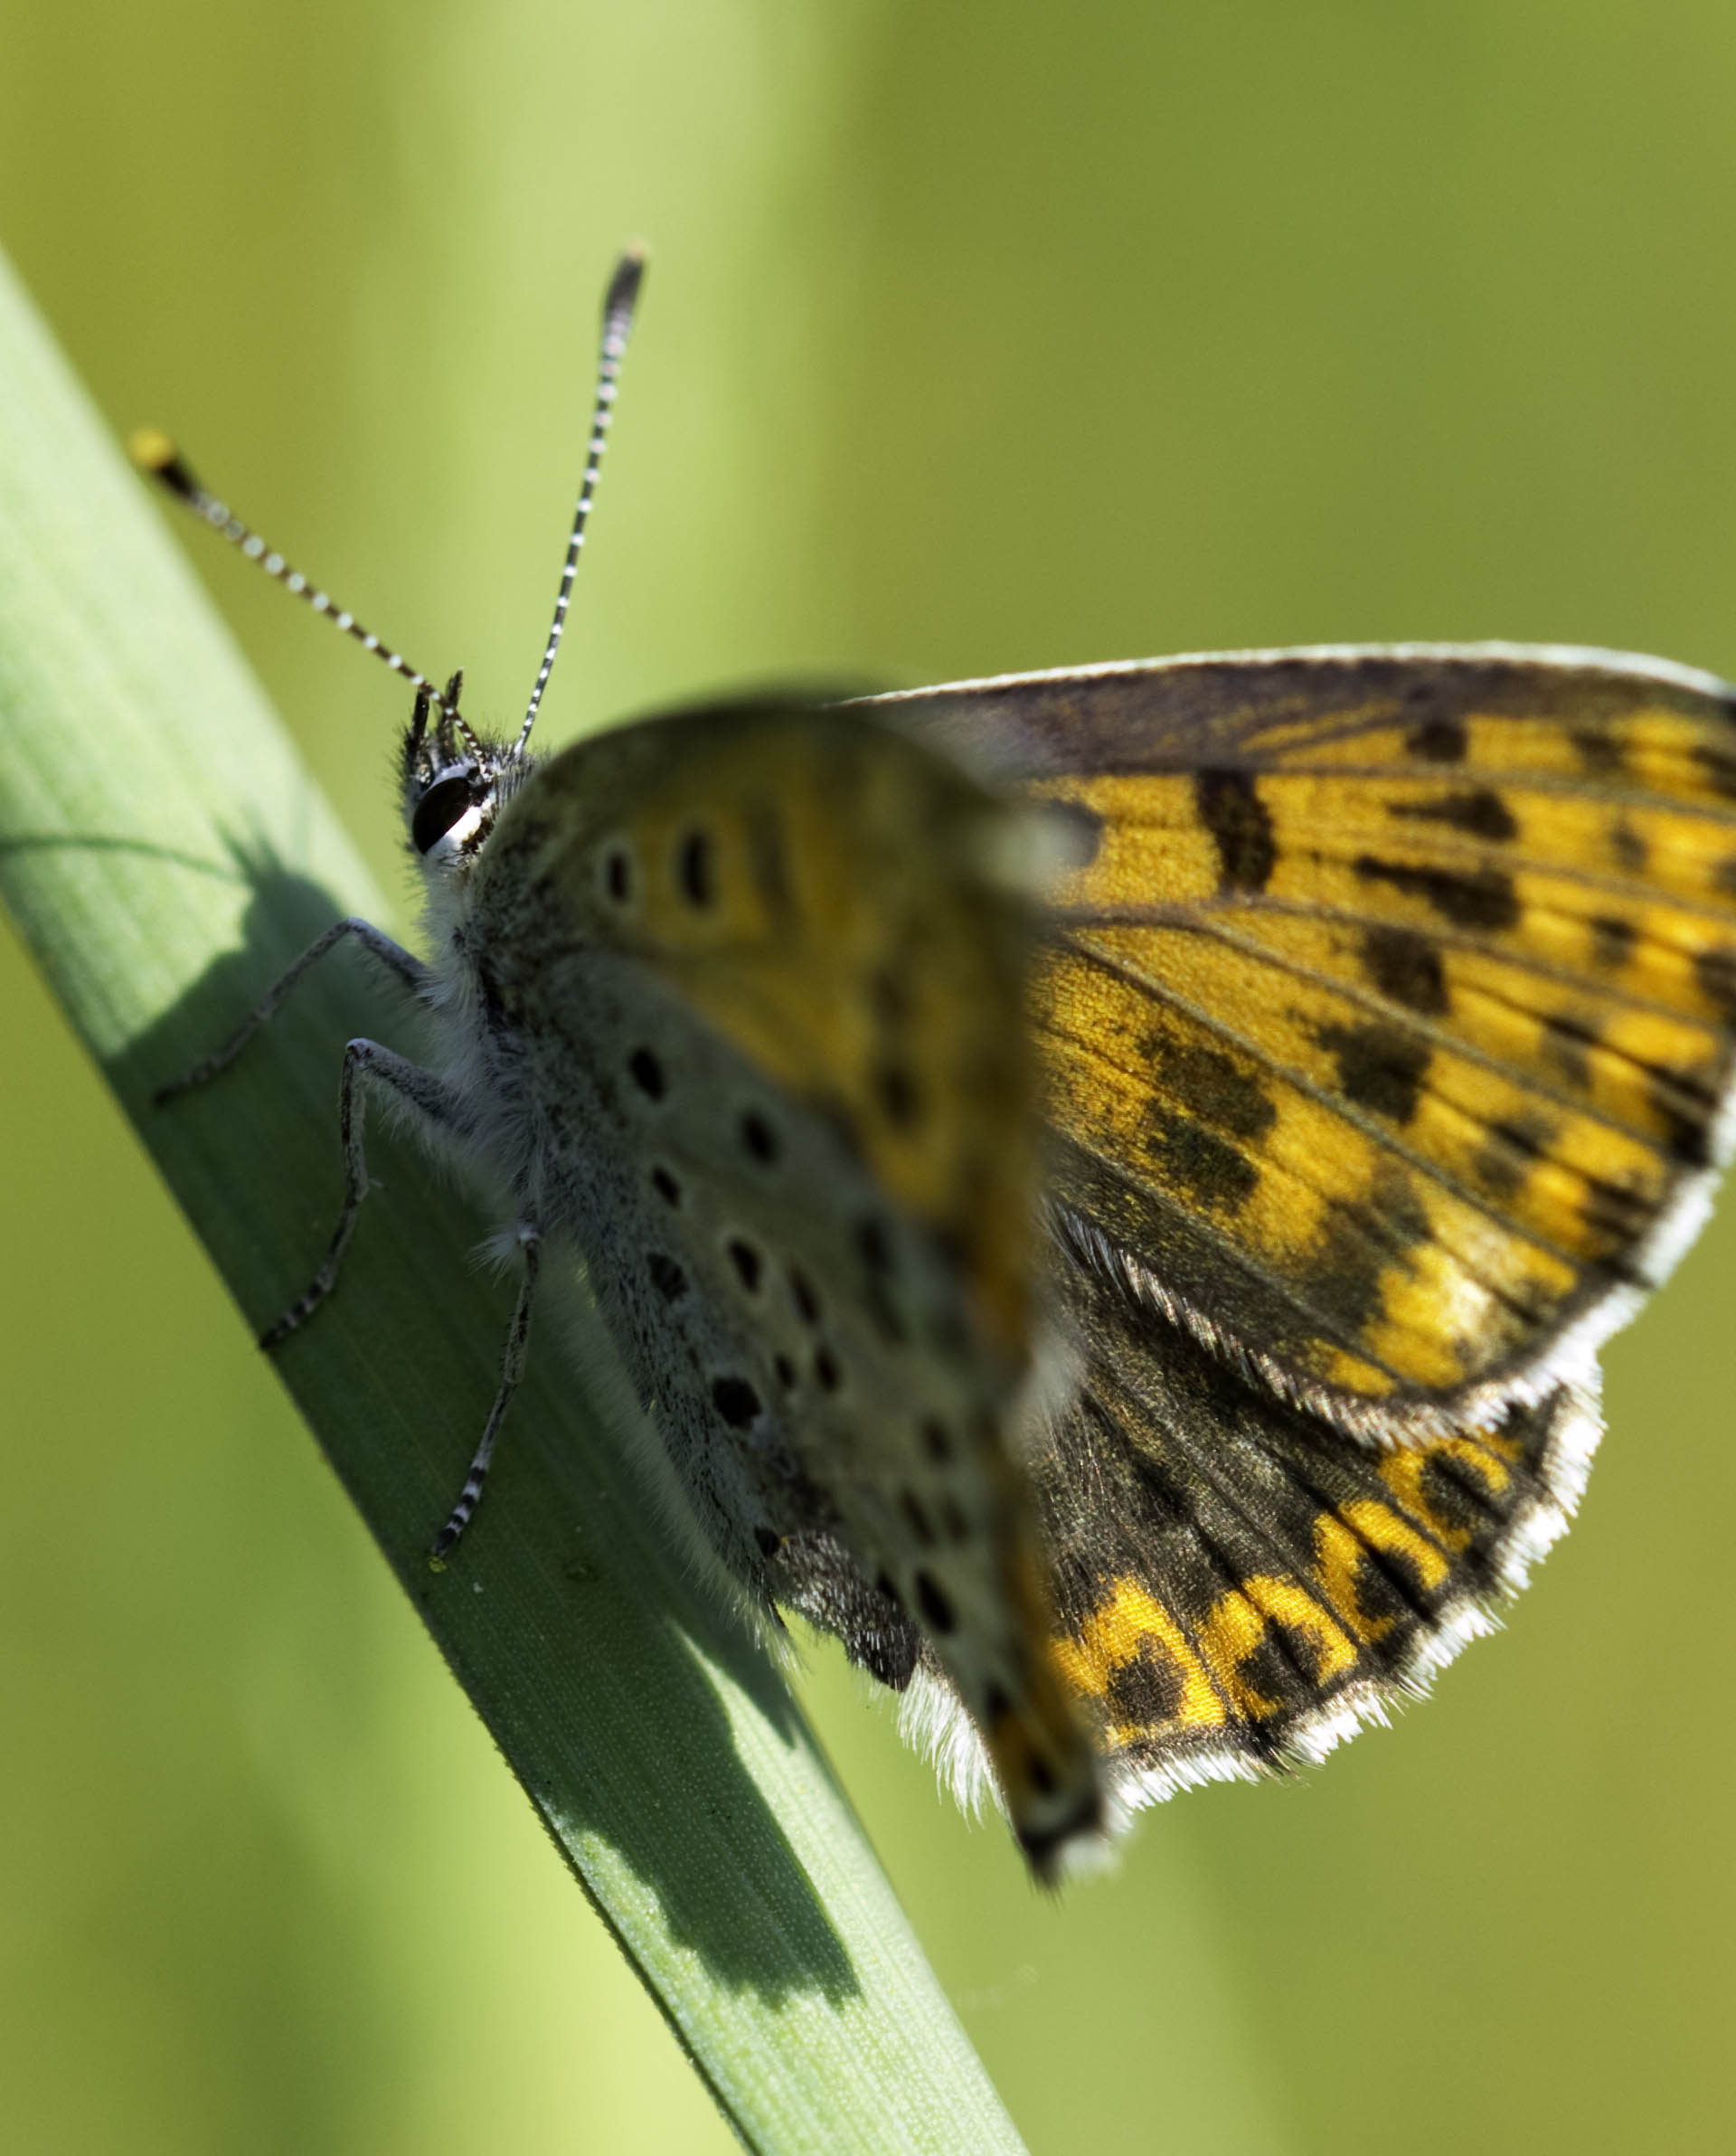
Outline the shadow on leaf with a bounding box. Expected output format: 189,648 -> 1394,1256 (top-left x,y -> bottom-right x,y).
104,836 -> 862,2010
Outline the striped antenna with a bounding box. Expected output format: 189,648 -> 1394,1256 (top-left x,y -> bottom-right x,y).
127,427 -> 482,756
516,246 -> 646,750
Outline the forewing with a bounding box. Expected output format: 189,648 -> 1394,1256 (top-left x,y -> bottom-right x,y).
476,701 -> 1100,1866
880,648 -> 1736,1435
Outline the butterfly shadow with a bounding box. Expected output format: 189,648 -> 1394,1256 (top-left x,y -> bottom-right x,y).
99,833 -> 862,2008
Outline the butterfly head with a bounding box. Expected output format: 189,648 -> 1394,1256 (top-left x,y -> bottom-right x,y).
401,670 -> 535,879
133,251 -> 646,901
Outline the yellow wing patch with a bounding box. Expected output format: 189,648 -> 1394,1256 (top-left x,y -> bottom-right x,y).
1020,672 -> 1736,1416
1049,1420 -> 1545,1763
1048,1579 -> 1228,1744
502,707 -> 1038,1359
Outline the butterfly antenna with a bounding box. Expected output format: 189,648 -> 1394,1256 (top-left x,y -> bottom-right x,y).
127,427 -> 484,756
516,246 -> 646,752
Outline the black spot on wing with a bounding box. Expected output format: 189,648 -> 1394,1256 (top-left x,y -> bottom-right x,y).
1353,856 -> 1521,931
1361,924 -> 1448,1016
741,1108 -> 780,1163
1470,1113 -> 1555,1206
1145,1111 -> 1261,1213
1196,769 -> 1277,893
1139,1032 -> 1275,1213
1344,1544 -> 1432,1634
1536,1010 -> 1599,1092
1386,790 -> 1518,843
1414,1454 -> 1489,1542
1025,1750 -> 1060,1801
602,844 -> 633,903
1235,1621 -> 1329,1708
1405,714 -> 1468,763
1654,1083 -> 1714,1169
1103,1636 -> 1186,1726
1572,726 -> 1625,777
1693,946 -> 1736,1025
628,1045 -> 665,1100
1578,1172 -> 1656,1246
677,827 -> 717,905
1590,916 -> 1637,971
1611,821 -> 1648,873
915,1570 -> 957,1634
1307,1163 -> 1433,1339
712,1376 -> 762,1427
1694,739 -> 1736,800
1314,1019 -> 1431,1126
871,1059 -> 923,1131
1146,1034 -> 1278,1140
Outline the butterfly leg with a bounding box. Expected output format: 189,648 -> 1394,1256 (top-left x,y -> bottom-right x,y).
431,1225 -> 542,1561
260,1039 -> 469,1348
155,917 -> 429,1102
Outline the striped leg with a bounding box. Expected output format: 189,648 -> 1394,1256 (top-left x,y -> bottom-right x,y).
156,917 -> 429,1102
431,1227 -> 542,1562
260,1039 -> 467,1349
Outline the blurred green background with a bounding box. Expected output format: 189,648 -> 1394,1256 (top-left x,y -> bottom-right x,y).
4,3 -> 1735,2150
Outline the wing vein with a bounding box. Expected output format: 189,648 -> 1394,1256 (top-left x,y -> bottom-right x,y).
1052,937 -> 1612,1282
1051,894 -> 1736,1017
1083,907 -> 1709,1156
1039,1139 -> 1417,1385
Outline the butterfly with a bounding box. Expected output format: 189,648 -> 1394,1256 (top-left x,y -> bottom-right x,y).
137,252 -> 1736,1879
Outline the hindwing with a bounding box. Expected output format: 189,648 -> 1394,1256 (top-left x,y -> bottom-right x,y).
1029,1229 -> 1590,1799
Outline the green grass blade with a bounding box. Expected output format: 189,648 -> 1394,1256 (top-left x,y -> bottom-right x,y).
0,245 -> 1028,2156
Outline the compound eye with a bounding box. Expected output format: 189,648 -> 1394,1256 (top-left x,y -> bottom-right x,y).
411,770 -> 478,855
